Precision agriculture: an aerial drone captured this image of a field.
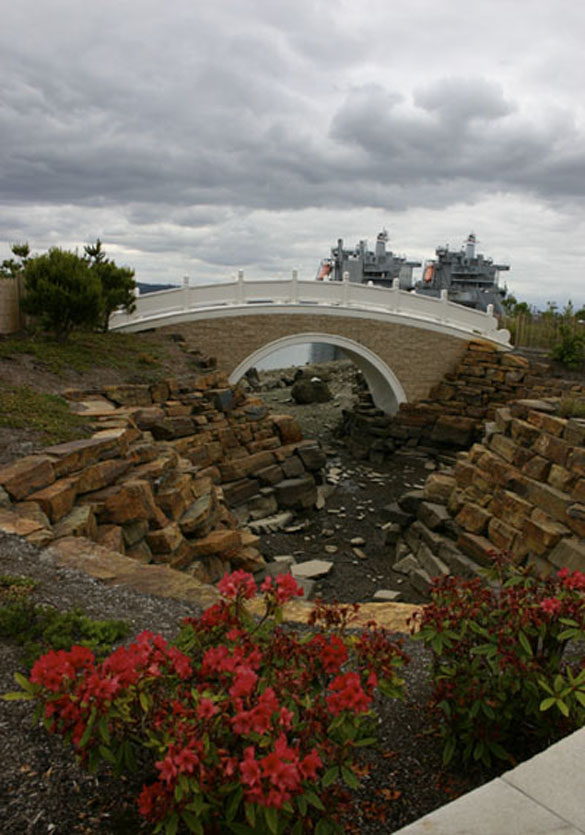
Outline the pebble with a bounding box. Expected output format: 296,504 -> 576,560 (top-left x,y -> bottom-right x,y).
324,545 -> 338,555
352,548 -> 367,560
350,537 -> 365,546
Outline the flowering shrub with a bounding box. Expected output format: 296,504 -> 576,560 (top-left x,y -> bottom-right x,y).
10,570 -> 408,834
412,554 -> 585,768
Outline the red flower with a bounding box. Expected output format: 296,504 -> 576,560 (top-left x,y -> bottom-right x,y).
540,597 -> 562,615
197,698 -> 219,720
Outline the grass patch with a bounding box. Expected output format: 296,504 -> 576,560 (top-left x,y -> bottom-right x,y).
0,596 -> 131,666
0,331 -> 167,379
0,384 -> 90,444
557,397 -> 585,418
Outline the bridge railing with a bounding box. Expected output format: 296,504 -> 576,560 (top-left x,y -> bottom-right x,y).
110,274 -> 510,346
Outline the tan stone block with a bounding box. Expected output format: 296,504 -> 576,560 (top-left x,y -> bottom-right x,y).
564,418 -> 585,446
51,535 -> 218,607
76,459 -> 130,494
488,490 -> 533,529
0,506 -> 47,537
126,540 -> 153,563
103,383 -> 152,406
567,448 -> 585,477
527,411 -> 567,437
549,538 -> 585,574
548,464 -> 576,493
28,476 -> 78,522
455,503 -> 491,534
0,455 -> 55,500
230,546 -> 266,572
147,523 -> 185,555
457,532 -> 497,566
501,353 -> 530,368
494,407 -> 513,432
271,414 -> 304,444
122,519 -> 150,546
219,451 -> 276,482
488,433 -> 520,463
475,450 -> 518,488
423,472 -> 457,505
510,418 -> 541,446
100,479 -> 158,524
532,434 -> 572,466
149,380 -> 170,403
53,505 -> 97,539
156,481 -> 194,520
191,529 -> 242,558
519,512 -> 569,556
488,517 -> 519,552
522,455 -> 551,481
524,480 -> 571,523
571,479 -> 585,503
247,437 -> 282,454
13,501 -> 51,528
179,494 -> 214,535
96,524 -> 125,553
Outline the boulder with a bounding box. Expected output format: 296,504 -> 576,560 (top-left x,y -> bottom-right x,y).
291,377 -> 332,404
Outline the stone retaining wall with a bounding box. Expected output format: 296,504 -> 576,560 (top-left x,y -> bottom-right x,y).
343,341 -> 585,462
0,371 -> 325,584
385,397 -> 585,594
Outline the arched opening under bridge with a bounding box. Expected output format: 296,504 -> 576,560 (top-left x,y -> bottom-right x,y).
228,332 -> 407,414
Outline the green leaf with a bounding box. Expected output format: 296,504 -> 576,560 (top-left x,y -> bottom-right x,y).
245,802 -> 256,828
442,736 -> 456,766
226,787 -> 243,823
291,821 -> 303,835
2,691 -> 34,701
13,672 -> 34,693
264,806 -> 278,835
316,819 -> 332,835
518,631 -> 533,656
98,716 -> 110,744
165,812 -> 179,835
78,707 -> 97,749
321,766 -> 339,788
98,744 -> 116,764
353,737 -> 377,747
181,811 -> 203,835
305,790 -> 325,811
574,691 -> 585,708
556,699 -> 570,717
341,766 -> 359,789
139,691 -> 150,712
296,795 -> 307,816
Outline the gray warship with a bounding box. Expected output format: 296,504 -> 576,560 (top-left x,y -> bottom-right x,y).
317,231 -> 509,314
316,230 -> 421,289
414,233 -> 509,315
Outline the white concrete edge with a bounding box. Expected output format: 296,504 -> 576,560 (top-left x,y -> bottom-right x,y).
111,302 -> 512,350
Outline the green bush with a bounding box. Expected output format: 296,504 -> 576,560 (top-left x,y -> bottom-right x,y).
413,555 -> 585,768
550,323 -> 585,369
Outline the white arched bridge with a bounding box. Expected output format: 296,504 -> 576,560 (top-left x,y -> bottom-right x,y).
110,274 -> 511,413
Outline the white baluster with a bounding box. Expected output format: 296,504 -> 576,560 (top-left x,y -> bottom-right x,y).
237,270 -> 245,304
343,271 -> 350,305
182,275 -> 190,311
440,289 -> 448,322
291,269 -> 298,303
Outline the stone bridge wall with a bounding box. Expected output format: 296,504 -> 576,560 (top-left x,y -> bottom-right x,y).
157,313 -> 469,403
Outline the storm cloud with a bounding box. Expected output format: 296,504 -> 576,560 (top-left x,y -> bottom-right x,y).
1,0 -> 584,303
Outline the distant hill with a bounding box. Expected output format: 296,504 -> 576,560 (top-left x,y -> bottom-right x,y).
137,282 -> 179,295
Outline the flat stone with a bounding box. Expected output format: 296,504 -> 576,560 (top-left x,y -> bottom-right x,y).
409,567 -> 433,596
393,554 -> 419,576
380,502 -> 413,527
548,538 -> 585,573
53,505 -> 97,540
178,494 -> 213,535
291,559 -> 333,579
191,529 -> 241,558
248,511 -> 294,534
0,455 -> 55,501
416,542 -> 450,578
51,536 -> 218,608
373,589 -> 402,601
274,475 -> 317,510
296,444 -> 327,472
397,489 -> 425,514
76,459 -> 130,494
27,476 -> 78,523
99,479 -> 158,524
418,502 -> 451,531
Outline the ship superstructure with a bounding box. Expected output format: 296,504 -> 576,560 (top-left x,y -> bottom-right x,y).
414,233 -> 509,314
316,230 -> 421,289
317,231 -> 510,315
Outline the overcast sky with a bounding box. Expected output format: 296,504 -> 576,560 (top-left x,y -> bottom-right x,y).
1,0 -> 584,307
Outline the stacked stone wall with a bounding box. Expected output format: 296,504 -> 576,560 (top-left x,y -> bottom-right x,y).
345,341 -> 585,462
0,371 -> 325,585
386,397 -> 585,594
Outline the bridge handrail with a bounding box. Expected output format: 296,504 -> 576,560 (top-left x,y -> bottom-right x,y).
111,276 -> 510,345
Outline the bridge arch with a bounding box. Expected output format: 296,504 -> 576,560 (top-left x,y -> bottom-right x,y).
229,332 -> 407,414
